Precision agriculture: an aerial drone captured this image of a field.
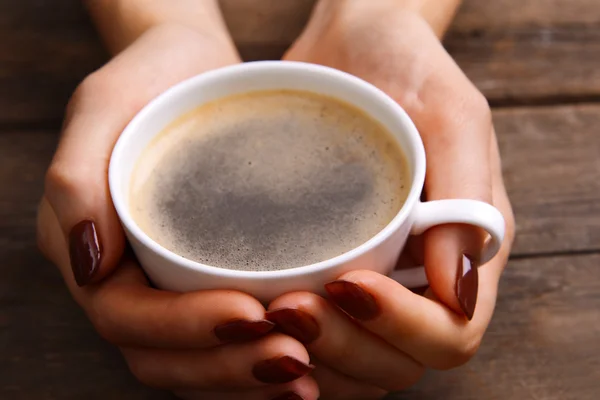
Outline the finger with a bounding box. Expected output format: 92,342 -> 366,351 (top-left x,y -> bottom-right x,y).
121,333 -> 313,389
38,199 -> 274,348
174,375 -> 319,400
325,270 -> 498,370
267,292 -> 424,391
423,128 -> 515,310
89,265 -> 276,348
311,359 -> 387,400
81,259 -> 274,348
44,24 -> 239,286
395,26 -> 493,320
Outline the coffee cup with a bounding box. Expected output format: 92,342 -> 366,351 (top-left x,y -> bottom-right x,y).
109,61 -> 505,303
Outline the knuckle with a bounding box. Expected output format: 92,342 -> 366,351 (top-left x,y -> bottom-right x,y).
44,161 -> 88,201
434,334 -> 482,370
451,88 -> 491,124
468,90 -> 492,120
438,89 -> 491,138
456,334 -> 482,365
89,310 -> 119,344
87,290 -> 121,344
68,72 -> 108,112
78,71 -> 109,98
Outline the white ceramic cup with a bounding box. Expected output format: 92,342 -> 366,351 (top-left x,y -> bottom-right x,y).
109,61 -> 505,303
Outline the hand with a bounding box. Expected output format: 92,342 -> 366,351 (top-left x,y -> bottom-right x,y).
38,24 -> 319,400
267,3 -> 516,398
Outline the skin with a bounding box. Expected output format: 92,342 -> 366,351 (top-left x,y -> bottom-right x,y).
38,0 -> 515,399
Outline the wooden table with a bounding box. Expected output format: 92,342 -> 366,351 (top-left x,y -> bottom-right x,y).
1,1 -> 599,399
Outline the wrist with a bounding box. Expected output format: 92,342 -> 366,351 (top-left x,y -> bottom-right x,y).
315,0 -> 462,37
86,0 -> 233,54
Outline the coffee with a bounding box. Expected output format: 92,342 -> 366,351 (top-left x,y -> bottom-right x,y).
130,90 -> 409,271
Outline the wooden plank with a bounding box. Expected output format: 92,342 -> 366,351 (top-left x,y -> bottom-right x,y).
454,0 -> 600,29
219,0 -> 314,45
0,1 -> 107,125
495,104 -> 600,255
0,247 -> 170,399
446,22 -> 600,105
224,0 -> 600,105
439,0 -> 600,105
0,0 -> 599,123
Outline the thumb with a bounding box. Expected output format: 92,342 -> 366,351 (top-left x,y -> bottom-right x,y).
419,111 -> 493,321
423,223 -> 488,320
44,78 -> 128,286
387,29 -> 496,320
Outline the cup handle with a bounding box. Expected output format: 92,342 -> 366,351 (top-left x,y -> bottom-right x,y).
389,199 -> 506,288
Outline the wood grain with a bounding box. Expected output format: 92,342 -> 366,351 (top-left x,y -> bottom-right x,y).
0,0 -> 107,125
495,104 -> 600,255
445,23 -> 600,106
1,0 -> 599,123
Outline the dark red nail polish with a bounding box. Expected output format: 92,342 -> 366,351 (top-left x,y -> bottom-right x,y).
252,356 -> 314,384
324,280 -> 380,320
69,220 -> 101,286
214,319 -> 275,342
266,308 -> 320,344
456,254 -> 479,321
271,391 -> 304,400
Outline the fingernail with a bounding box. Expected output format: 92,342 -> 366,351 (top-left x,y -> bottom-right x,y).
214,319 -> 275,343
324,280 -> 380,320
69,220 -> 101,286
253,356 -> 314,384
271,392 -> 304,400
456,254 -> 479,321
266,308 -> 320,344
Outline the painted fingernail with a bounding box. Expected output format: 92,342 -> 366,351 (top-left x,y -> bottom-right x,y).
69,220 -> 101,286
271,392 -> 304,400
214,319 -> 275,343
266,308 -> 320,344
253,356 -> 314,384
456,254 -> 479,321
324,280 -> 380,320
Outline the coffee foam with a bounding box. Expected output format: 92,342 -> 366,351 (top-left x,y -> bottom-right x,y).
130,90 -> 409,271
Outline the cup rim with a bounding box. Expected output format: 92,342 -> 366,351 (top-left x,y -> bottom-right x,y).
109,61 -> 426,280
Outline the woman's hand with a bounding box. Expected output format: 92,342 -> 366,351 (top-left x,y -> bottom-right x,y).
268,2 -> 515,398
38,24 -> 319,400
